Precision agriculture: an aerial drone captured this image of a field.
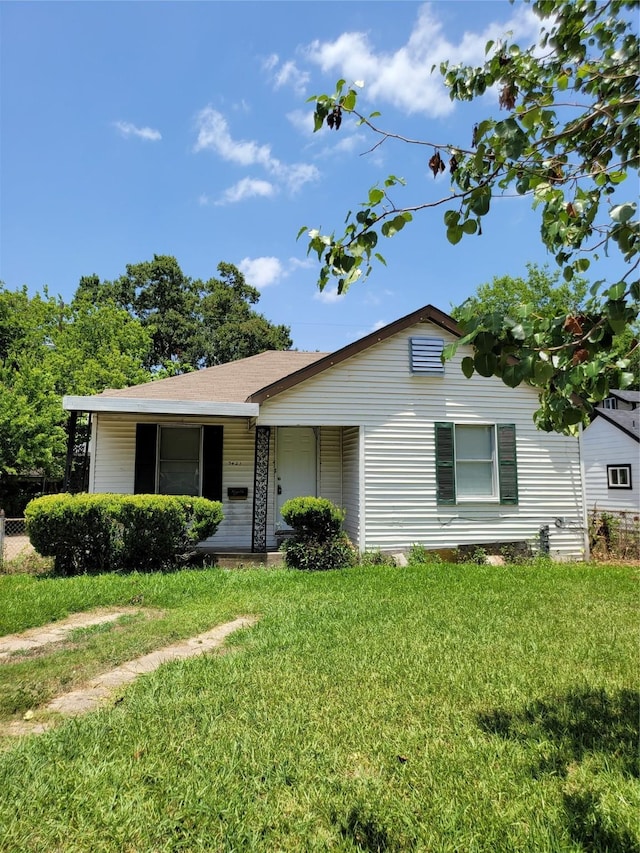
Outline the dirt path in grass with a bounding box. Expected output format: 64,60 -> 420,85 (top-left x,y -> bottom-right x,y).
0,614 -> 258,738
0,607 -> 148,660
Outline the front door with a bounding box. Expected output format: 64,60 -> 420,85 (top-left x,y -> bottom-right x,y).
276,427 -> 317,527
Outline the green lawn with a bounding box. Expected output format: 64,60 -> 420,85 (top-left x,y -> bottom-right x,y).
0,561 -> 637,852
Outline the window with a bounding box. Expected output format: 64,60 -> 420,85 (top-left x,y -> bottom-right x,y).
602,397 -> 618,409
607,464 -> 632,489
410,337 -> 445,375
134,423 -> 223,500
435,422 -> 518,505
158,427 -> 200,495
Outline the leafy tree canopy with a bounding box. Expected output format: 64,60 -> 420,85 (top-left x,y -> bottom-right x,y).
0,284 -> 151,477
75,256 -> 293,372
302,0 -> 639,432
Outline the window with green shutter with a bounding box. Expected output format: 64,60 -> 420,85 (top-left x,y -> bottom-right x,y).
435,422 -> 518,505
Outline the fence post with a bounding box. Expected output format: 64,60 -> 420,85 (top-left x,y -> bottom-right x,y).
0,509 -> 5,569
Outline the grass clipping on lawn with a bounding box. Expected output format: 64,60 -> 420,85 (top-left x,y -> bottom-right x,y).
0,561 -> 638,852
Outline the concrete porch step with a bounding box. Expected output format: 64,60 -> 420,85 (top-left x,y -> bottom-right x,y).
196,549 -> 284,569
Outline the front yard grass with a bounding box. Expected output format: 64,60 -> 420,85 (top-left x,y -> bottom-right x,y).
0,561 -> 637,852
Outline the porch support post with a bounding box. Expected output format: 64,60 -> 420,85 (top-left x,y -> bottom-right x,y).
251,426 -> 271,552
63,411 -> 78,492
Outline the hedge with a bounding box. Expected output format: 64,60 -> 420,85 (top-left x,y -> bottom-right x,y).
25,493 -> 223,575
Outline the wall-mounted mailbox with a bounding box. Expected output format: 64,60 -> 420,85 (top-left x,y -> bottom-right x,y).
227,487 -> 248,501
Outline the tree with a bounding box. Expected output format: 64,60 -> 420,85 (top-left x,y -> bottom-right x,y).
0,284 -> 153,481
451,263 -> 589,322
76,256 -> 293,372
302,0 -> 639,432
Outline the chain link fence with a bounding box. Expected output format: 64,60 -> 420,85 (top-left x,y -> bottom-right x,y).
0,512 -> 33,567
589,509 -> 640,561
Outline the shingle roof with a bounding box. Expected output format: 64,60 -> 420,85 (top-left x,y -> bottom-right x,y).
610,389 -> 640,405
100,351 -> 329,403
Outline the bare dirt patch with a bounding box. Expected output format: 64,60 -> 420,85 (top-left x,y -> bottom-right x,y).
1,615 -> 258,738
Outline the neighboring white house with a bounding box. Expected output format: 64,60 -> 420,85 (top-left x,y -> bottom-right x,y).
63,305 -> 587,559
581,390 -> 640,515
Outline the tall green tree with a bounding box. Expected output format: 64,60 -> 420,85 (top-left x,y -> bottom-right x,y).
0,284 -> 152,480
302,0 -> 639,432
76,256 -> 293,372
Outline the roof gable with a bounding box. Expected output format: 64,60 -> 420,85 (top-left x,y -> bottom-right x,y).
249,305 -> 460,403
593,408 -> 640,443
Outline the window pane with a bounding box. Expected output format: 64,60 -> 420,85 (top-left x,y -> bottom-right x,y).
455,425 -> 496,498
160,427 -> 200,461
159,461 -> 200,496
159,427 -> 200,496
457,461 -> 494,496
456,425 -> 492,460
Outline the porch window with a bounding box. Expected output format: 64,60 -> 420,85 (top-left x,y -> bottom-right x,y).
158,427 -> 200,496
435,422 -> 518,505
607,464 -> 632,489
134,423 -> 223,500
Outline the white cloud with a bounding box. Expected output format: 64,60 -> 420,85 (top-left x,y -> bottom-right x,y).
264,54 -> 310,95
314,286 -> 344,304
194,107 -> 320,198
238,256 -> 284,289
194,107 -> 273,166
304,2 -> 540,117
353,319 -> 387,338
113,120 -> 161,141
215,178 -> 275,205
286,109 -> 315,136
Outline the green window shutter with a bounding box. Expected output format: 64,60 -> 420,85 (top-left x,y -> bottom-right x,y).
435,422 -> 456,505
202,425 -> 223,501
497,423 -> 518,505
134,424 -> 157,494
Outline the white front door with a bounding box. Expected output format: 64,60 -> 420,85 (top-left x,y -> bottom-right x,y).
276,427 -> 317,527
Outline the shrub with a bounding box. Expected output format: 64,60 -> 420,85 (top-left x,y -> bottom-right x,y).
25,493 -> 223,575
25,493 -> 122,575
359,549 -> 397,567
408,544 -> 444,566
280,496 -> 345,541
280,496 -> 355,571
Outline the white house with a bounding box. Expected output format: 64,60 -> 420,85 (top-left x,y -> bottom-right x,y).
64,305 -> 587,559
580,390 -> 640,515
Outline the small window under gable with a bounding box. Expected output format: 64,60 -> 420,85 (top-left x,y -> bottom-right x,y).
410,336 -> 444,375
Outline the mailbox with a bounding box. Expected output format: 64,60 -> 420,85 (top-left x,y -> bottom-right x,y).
227,487 -> 248,500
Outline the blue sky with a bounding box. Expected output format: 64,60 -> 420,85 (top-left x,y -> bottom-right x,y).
0,1 -> 626,353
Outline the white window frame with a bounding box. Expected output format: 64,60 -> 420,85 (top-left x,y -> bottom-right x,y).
157,424 -> 203,496
602,397 -> 618,410
607,464 -> 632,490
454,423 -> 499,502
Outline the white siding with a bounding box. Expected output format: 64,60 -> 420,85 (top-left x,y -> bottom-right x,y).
318,426 -> 342,507
342,426 -> 360,546
260,322 -> 586,558
581,418 -> 640,513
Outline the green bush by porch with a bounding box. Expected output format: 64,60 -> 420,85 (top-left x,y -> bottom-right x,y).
280,496 -> 355,570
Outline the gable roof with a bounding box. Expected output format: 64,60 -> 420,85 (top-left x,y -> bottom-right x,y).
249,304 -> 460,403
63,304 -> 460,414
593,408 -> 640,443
